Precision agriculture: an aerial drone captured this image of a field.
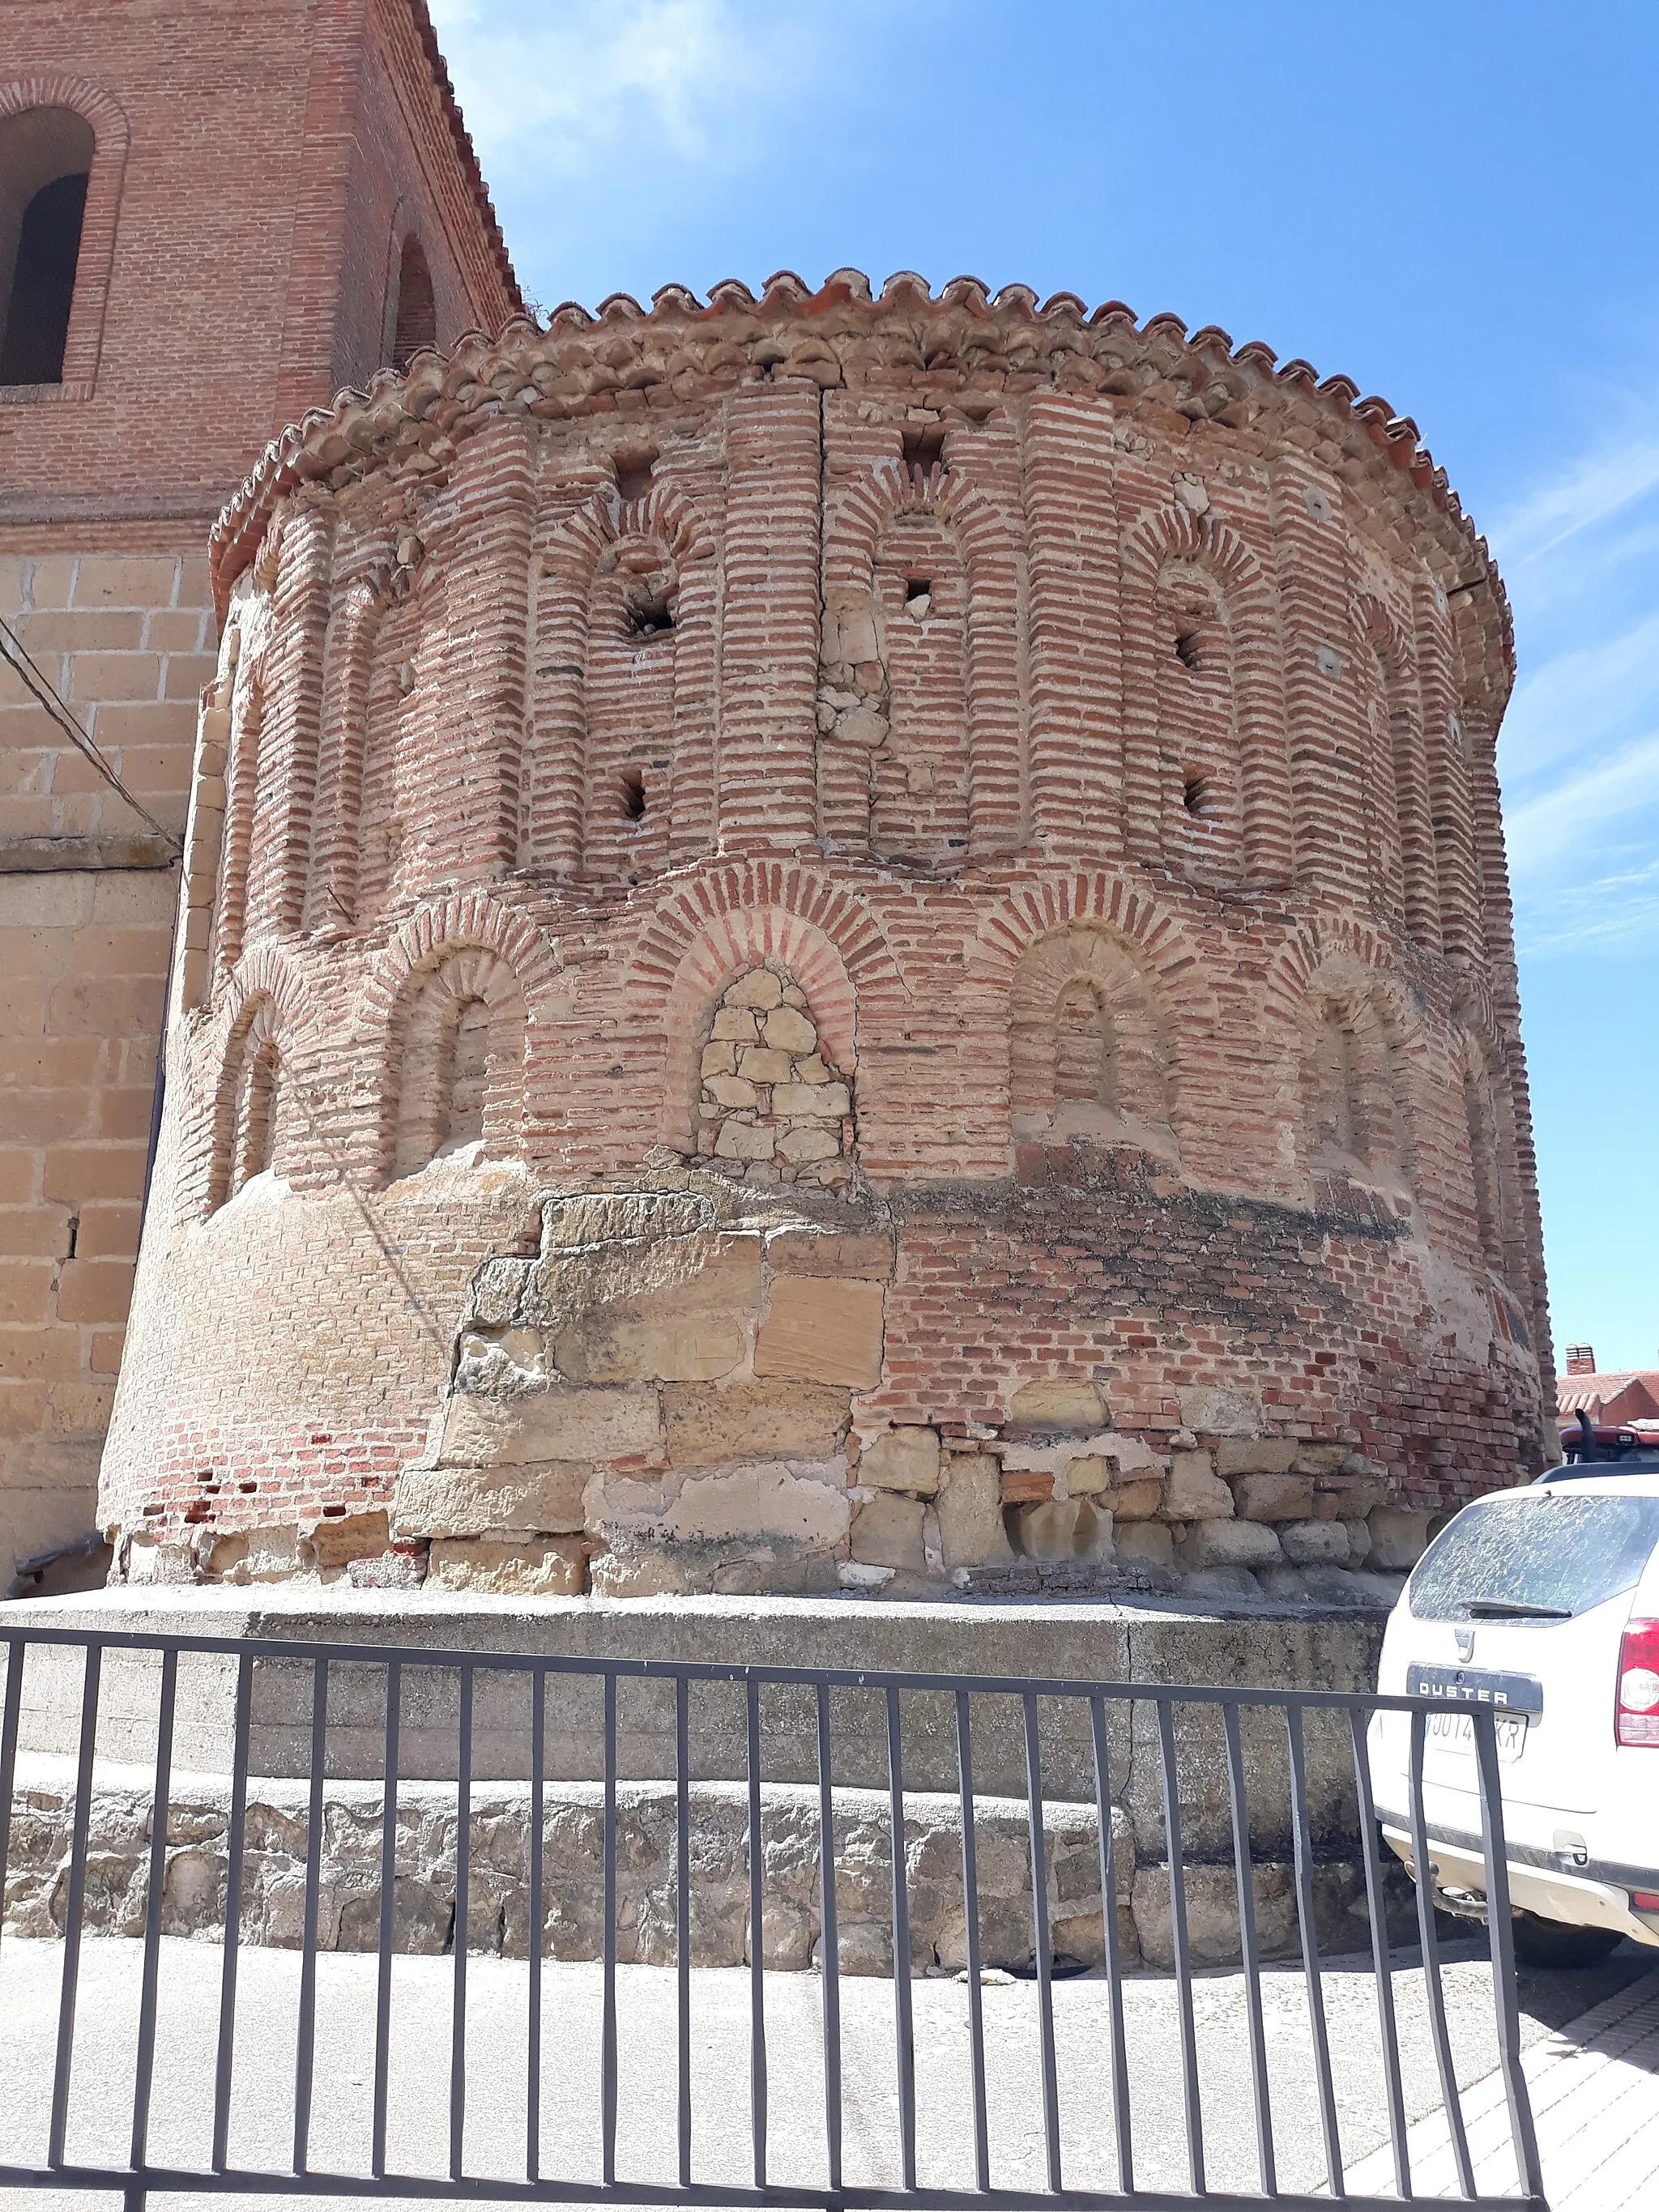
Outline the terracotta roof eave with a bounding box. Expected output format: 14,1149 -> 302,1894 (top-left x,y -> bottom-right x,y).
208,270 -> 1510,672
405,0 -> 522,316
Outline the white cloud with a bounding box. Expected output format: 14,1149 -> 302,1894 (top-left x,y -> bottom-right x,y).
1489,433 -> 1659,575
428,0 -> 826,180
1505,728 -> 1659,875
1501,606 -> 1659,783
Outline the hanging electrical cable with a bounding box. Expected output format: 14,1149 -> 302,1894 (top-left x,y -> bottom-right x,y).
0,611 -> 184,852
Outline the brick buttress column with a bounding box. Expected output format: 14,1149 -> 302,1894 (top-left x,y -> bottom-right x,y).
247,501 -> 334,942
1418,587 -> 1484,964
450,416 -> 538,880
1394,582 -> 1443,953
1269,458 -> 1369,901
715,381 -> 821,854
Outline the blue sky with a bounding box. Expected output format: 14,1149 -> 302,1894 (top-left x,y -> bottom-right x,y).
429,0 -> 1659,1371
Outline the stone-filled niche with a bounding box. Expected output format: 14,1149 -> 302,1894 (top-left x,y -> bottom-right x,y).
694,965 -> 853,1188
386,948 -> 527,1179
1299,987 -> 1409,1192
1009,925 -> 1174,1155
207,996 -> 289,1213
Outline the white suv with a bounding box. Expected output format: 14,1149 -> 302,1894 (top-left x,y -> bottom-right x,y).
1370,1465 -> 1659,1966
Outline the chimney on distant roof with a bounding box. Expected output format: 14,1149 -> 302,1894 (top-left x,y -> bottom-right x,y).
1565,1345 -> 1597,1375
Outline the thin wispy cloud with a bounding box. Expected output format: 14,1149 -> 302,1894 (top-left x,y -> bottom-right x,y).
1491,433 -> 1659,573
429,0 -> 828,178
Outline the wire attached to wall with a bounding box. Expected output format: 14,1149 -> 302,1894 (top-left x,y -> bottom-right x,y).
0,611 -> 183,852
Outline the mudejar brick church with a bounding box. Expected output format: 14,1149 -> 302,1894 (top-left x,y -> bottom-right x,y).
3,1 -> 1551,1607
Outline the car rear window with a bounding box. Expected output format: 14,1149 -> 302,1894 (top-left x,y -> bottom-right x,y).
1410,1491 -> 1659,1622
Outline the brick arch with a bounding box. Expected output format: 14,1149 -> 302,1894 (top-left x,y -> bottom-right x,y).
1269,925 -> 1426,1195
631,864 -> 911,1154
1120,503 -> 1293,887
532,478 -> 717,876
1008,920 -> 1175,1138
0,76 -> 129,390
975,873 -> 1218,1021
203,946 -> 317,1214
825,457 -> 1025,856
358,891 -> 557,1181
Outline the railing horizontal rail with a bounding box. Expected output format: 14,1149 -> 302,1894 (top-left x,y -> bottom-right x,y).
0,1622 -> 1481,1709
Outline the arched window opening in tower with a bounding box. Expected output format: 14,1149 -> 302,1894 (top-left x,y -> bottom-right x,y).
1053,981 -> 1119,1112
620,765 -> 647,820
233,1042 -> 282,1194
901,423 -> 946,476
391,952 -> 527,1178
390,232 -> 436,366
0,107 -> 96,385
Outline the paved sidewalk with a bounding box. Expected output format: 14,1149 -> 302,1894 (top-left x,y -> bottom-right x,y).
1347,1964 -> 1659,2206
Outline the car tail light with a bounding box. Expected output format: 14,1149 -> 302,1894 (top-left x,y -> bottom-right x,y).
1635,1891 -> 1659,1913
1616,1619 -> 1659,1747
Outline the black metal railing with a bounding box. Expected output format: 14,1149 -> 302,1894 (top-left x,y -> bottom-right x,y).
0,1625 -> 1545,2210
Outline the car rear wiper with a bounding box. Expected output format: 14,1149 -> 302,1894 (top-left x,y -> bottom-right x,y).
1463,1598 -> 1572,1620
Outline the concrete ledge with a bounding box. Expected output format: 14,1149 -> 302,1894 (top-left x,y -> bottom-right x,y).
0,1586 -> 1388,1860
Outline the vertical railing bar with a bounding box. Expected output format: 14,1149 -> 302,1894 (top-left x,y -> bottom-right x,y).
48,1642 -> 102,2168
450,1664 -> 473,2185
1472,1707 -> 1545,2206
1349,1707 -> 1411,2200
1022,1693 -> 1062,2194
886,1683 -> 917,2194
1410,1707 -> 1476,2200
372,1661 -> 401,2183
0,1635 -> 24,1967
128,1646 -> 178,2181
528,1666 -> 545,2185
211,1654 -> 253,2172
292,1656 -> 328,2176
1087,1697 -> 1132,2199
1155,1694 -> 1205,2197
676,1674 -> 691,2192
1222,1699 -> 1276,2198
747,1675 -> 769,2191
1286,1705 -> 1344,2199
954,1692 -> 990,2196
601,1672 -> 618,2189
816,1683 -> 843,2197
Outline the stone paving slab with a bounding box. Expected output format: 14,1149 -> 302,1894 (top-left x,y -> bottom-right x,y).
1346,1963 -> 1659,2205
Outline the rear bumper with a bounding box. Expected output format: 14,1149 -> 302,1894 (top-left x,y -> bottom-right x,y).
1380,1818 -> 1659,1946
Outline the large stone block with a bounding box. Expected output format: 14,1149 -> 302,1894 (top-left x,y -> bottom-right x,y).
1007,1376 -> 1107,1430
1367,1507 -> 1434,1571
1231,1472 -> 1316,1523
1010,1499 -> 1112,1563
438,1387 -> 661,1468
663,1379 -> 850,1468
1179,1518 -> 1282,1569
849,1494 -> 924,1571
755,1276 -> 885,1389
1280,1519 -> 1350,1566
394,1460 -> 590,1538
1163,1450 -> 1233,1521
1115,1519 -> 1174,1571
1176,1387 -> 1260,1438
764,1229 -> 892,1279
858,1426 -> 940,1495
429,1537 -> 586,1596
935,1454 -> 1013,1570
304,1510 -> 390,1569
1213,1438 -> 1300,1477
661,1463 -> 851,1549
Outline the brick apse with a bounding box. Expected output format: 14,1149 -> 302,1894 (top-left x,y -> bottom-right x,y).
100,272 -> 1551,1603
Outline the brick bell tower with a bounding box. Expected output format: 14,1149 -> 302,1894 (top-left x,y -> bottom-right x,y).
0,0 -> 521,1593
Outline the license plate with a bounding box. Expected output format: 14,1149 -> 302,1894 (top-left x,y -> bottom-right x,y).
1425,1708 -> 1529,1762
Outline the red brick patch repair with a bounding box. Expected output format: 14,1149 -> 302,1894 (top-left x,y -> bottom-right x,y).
101,274 -> 1550,1605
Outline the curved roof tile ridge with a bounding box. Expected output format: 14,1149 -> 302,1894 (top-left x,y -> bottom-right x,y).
210,267 -> 1511,685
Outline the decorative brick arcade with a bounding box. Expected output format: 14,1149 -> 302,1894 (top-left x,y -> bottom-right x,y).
101,273 -> 1550,1603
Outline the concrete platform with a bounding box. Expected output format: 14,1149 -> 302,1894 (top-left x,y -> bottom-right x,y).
0,1585 -> 1386,1814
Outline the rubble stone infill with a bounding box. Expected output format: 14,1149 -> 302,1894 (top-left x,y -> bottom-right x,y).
3,1761 -> 1412,1975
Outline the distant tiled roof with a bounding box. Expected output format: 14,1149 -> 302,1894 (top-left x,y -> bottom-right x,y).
1559,1371 -> 1659,1416
407,0 -> 521,314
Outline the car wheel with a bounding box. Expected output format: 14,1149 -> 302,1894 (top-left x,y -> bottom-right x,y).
1510,1914 -> 1624,1968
